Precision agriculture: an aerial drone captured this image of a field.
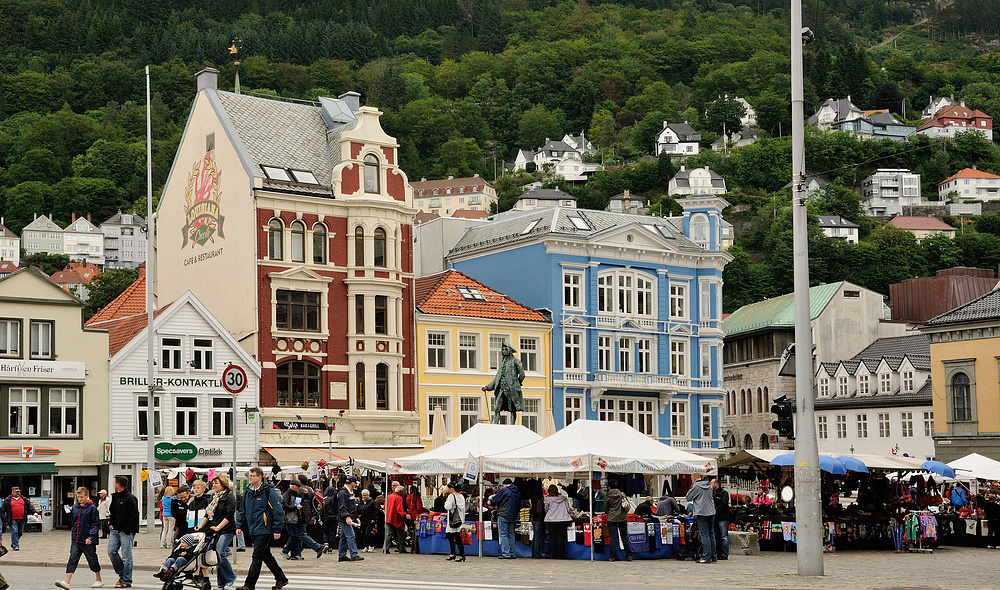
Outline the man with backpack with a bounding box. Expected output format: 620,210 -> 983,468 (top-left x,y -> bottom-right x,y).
237,467 -> 288,590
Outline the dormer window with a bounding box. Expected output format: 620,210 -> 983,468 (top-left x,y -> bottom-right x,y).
364,155 -> 380,193
262,165 -> 291,181
568,216 -> 589,230
289,169 -> 319,184
457,286 -> 486,300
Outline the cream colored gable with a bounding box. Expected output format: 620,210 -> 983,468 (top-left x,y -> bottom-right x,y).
0,268 -> 82,303
267,266 -> 333,286
589,224 -> 677,253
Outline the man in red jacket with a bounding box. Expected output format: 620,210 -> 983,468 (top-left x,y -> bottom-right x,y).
382,485 -> 409,554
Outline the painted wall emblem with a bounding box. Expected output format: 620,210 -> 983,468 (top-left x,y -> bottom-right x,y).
182,151 -> 226,248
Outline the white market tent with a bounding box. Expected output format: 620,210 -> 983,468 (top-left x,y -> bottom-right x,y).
386,423 -> 543,475
948,453 -> 1000,480
483,419 -> 716,475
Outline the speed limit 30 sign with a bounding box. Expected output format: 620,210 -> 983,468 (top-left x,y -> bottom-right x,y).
222,364 -> 248,394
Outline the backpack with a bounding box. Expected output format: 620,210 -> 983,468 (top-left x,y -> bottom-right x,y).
312,489 -> 325,514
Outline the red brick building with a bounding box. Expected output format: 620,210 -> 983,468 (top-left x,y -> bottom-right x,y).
155,69 -> 420,461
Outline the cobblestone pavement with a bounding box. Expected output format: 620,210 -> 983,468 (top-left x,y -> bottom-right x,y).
0,531 -> 990,589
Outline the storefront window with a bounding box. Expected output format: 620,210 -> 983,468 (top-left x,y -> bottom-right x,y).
9,388 -> 39,436
277,361 -> 320,407
49,388 -> 78,436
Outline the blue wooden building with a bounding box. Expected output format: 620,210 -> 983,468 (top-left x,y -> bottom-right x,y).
446,196 -> 732,454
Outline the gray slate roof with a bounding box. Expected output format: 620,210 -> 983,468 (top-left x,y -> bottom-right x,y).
808,97 -> 864,124
663,123 -> 701,142
538,140 -> 577,154
923,287 -> 1000,326
672,167 -> 726,189
101,212 -> 146,226
818,215 -> 860,229
516,188 -> 576,202
447,208 -> 702,258
215,91 -> 354,188
853,334 -> 929,359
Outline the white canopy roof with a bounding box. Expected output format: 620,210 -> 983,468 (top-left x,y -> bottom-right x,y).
483,419 -> 716,475
949,453 -> 1000,480
386,423 -> 542,475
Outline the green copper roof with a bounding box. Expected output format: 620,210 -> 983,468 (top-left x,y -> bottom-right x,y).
724,282 -> 845,337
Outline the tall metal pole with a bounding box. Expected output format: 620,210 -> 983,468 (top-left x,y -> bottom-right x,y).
790,0 -> 823,576
145,65 -> 156,536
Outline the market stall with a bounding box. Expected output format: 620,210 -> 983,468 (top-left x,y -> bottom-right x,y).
471,419 -> 716,561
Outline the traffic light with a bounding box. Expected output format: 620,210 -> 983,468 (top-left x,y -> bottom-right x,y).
771,395 -> 794,439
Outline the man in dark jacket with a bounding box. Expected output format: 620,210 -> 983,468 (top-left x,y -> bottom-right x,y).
2,486 -> 36,550
280,481 -> 303,560
171,486 -> 191,538
107,475 -> 139,587
633,495 -> 655,517
337,476 -> 363,562
237,467 -> 288,590
322,484 -> 339,550
604,479 -> 632,562
711,478 -> 730,560
294,475 -> 324,558
490,478 -> 521,559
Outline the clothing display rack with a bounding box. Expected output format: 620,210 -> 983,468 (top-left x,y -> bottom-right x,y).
904,510 -> 936,553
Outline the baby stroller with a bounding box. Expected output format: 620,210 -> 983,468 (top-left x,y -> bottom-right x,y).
158,532 -> 219,590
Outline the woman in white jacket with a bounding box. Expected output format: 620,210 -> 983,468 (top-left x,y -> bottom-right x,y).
444,482 -> 467,562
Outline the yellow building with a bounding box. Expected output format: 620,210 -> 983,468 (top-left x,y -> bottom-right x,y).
415,270 -> 552,443
0,268 -> 109,529
919,289 -> 1000,461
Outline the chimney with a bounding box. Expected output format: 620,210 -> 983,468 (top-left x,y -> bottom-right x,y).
663,121 -> 668,129
87,213 -> 91,223
196,68 -> 219,93
72,212 -> 76,223
421,177 -> 426,182
448,176 -> 453,180
960,101 -> 966,107
680,165 -> 686,172
624,189 -> 630,199
339,91 -> 361,113
473,173 -> 479,177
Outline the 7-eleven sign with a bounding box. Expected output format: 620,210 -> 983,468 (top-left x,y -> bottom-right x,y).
20,446 -> 34,458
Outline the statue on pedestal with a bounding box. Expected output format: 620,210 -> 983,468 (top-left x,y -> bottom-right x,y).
482,343 -> 525,424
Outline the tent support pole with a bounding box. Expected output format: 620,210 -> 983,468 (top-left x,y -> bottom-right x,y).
479,475 -> 484,558
589,460 -> 594,562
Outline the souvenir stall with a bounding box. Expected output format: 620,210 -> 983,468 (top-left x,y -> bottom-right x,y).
719,450 -> 944,552
385,423 -> 544,555
468,419 -> 716,561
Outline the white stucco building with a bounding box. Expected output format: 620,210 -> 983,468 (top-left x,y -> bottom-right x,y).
862,169 -> 923,216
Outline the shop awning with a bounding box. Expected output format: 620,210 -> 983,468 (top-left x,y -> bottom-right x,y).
0,461 -> 59,475
264,446 -> 424,465
718,450 -> 926,472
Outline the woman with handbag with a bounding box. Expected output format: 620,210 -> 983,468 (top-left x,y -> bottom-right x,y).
443,483 -> 466,562
196,475 -> 237,590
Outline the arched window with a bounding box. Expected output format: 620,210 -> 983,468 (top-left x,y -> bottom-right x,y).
268,219 -> 283,260
376,363 -> 389,410
757,387 -> 764,413
691,214 -> 709,245
953,372 -> 972,421
356,362 -> 366,410
740,389 -> 746,415
744,434 -> 753,450
364,154 -> 379,193
312,223 -> 327,264
373,227 -> 386,267
276,361 -> 320,407
290,220 -> 305,263
760,433 -> 770,450
354,226 -> 364,266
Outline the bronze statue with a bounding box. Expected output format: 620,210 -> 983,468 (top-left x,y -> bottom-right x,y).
482,343 -> 525,424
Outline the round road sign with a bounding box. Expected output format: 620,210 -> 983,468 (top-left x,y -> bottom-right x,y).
222,364 -> 248,394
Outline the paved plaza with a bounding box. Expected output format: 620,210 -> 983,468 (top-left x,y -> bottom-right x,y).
0,530 -> 990,589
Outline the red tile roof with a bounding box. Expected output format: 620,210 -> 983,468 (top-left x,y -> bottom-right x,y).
90,307 -> 170,356
66,262 -> 100,283
0,260 -> 17,274
50,270 -> 84,285
887,216 -> 956,231
415,270 -> 548,322
414,211 -> 440,226
939,167 -> 1000,185
451,209 -> 489,220
85,273 -> 146,326
410,176 -> 493,191
918,104 -> 992,131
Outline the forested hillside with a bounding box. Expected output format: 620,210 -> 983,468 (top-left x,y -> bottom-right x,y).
4,0 -> 1000,310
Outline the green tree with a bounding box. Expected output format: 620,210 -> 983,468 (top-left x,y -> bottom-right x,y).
629,111 -> 667,156
431,136 -> 485,179
517,104 -> 562,151
722,244 -> 775,312
704,96 -> 747,135
7,148 -> 61,184
22,252 -> 70,276
920,233 -> 963,272
85,267 -> 140,319
588,109 -> 617,149
4,182 -> 52,233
